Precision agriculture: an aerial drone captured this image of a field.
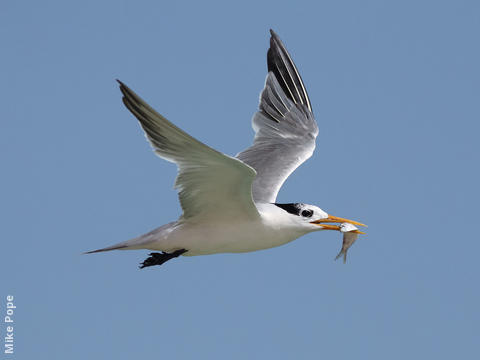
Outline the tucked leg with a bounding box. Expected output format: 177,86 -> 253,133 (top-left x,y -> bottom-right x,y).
139,249 -> 188,269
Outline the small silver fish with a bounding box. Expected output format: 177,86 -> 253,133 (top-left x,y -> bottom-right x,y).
335,223 -> 364,263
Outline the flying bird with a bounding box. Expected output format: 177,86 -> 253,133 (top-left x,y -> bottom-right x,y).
86,30 -> 366,268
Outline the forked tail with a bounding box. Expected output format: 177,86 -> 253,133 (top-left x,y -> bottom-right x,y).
84,244 -> 129,254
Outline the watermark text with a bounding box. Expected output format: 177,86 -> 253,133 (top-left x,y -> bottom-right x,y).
4,295 -> 15,354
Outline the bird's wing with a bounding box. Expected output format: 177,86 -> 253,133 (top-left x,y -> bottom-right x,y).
237,30 -> 318,203
118,81 -> 260,221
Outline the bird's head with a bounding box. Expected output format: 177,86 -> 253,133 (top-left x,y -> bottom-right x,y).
273,203 -> 366,233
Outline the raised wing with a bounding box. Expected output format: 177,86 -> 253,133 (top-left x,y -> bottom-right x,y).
237,30 -> 318,203
118,81 -> 260,221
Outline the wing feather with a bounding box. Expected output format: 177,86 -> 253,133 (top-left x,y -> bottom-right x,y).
118,81 -> 259,220
237,30 -> 318,203
267,29 -> 312,112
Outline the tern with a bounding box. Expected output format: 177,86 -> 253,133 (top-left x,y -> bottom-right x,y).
86,30 -> 366,268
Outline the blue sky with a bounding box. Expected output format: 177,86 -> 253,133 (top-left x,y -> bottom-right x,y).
1,0 -> 479,359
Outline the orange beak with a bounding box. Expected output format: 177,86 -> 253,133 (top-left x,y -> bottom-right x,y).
310,215 -> 367,228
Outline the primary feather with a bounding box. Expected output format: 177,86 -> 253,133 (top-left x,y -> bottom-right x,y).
237,30 -> 318,203
118,81 -> 260,221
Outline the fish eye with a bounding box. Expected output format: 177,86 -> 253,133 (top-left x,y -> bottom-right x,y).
301,209 -> 313,217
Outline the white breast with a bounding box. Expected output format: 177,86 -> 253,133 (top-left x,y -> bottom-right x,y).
143,204 -> 308,256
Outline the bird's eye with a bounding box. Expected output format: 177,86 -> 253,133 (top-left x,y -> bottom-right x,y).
301,209 -> 313,217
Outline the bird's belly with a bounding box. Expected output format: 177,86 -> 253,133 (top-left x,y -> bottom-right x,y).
148,220 -> 301,256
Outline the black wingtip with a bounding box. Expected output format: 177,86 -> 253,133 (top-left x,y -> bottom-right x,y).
269,29 -> 282,43
266,29 -> 312,112
117,79 -> 132,99
269,30 -> 282,46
